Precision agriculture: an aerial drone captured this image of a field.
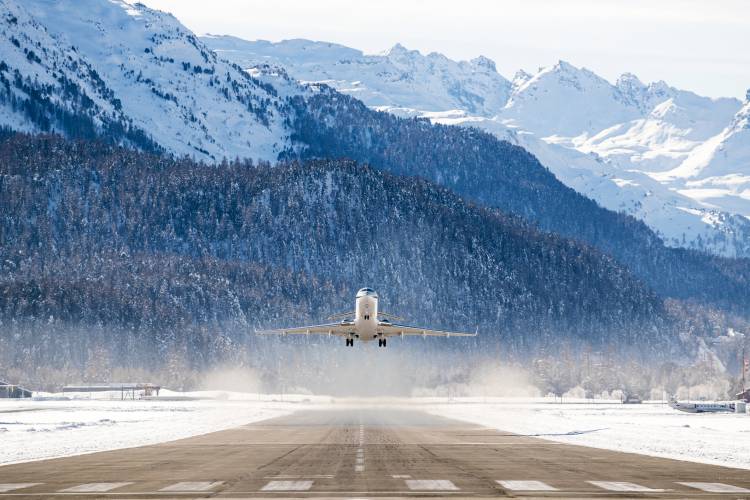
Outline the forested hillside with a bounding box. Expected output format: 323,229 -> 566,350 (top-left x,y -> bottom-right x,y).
1,133 -> 680,386
286,88 -> 750,311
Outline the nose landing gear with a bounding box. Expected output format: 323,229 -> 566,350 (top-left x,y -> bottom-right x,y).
378,338 -> 387,348
345,338 -> 354,347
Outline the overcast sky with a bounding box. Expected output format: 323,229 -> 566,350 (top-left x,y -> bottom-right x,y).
139,0 -> 749,99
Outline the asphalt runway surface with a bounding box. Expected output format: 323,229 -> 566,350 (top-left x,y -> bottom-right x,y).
1,407 -> 749,499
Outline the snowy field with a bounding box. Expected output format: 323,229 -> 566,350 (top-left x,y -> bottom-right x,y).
424,398 -> 750,470
0,391 -> 314,466
2,395 -> 749,470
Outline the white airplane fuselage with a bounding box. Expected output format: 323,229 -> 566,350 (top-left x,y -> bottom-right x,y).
255,287 -> 477,346
353,289 -> 379,341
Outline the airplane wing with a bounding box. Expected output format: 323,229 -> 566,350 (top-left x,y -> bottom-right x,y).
377,311 -> 405,322
326,311 -> 356,321
255,322 -> 354,337
377,322 -> 478,338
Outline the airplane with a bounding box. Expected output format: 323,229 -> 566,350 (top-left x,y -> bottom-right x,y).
255,287 -> 477,347
668,399 -> 735,413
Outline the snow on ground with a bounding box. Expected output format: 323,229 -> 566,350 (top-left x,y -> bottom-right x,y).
4,394 -> 749,470
423,398 -> 750,470
0,391 -> 315,466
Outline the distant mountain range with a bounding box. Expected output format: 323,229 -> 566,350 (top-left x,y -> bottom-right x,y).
203,35 -> 750,258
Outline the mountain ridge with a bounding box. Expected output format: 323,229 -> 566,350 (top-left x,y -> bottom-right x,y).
3,1 -> 750,314
1,0 -> 294,161
0,132 -> 679,378
206,35 -> 750,258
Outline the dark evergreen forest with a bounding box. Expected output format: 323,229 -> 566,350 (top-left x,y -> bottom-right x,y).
1,133 -> 695,389
287,88 -> 750,312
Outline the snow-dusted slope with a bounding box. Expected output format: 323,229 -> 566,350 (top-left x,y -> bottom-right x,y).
576,76 -> 741,173
500,61 -> 642,138
206,35 -> 511,117
204,36 -> 750,256
1,0 -> 292,161
656,98 -> 750,216
0,0 -> 146,138
415,111 -> 750,256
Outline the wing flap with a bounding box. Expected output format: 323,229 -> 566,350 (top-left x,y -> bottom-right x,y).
255,322 -> 354,337
378,322 -> 478,338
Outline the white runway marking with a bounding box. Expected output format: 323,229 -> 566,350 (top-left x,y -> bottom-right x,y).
392,475 -> 411,479
497,480 -> 557,491
0,485 -> 40,493
59,483 -> 133,493
159,481 -> 223,492
265,475 -> 333,479
261,480 -> 314,491
589,481 -> 666,492
355,464 -> 365,472
405,480 -> 459,491
678,482 -> 750,493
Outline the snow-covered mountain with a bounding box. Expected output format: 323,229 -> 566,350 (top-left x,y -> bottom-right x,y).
3,0 -> 748,257
0,0 -> 292,161
206,36 -> 512,117
204,35 -> 750,257
654,98 -> 750,215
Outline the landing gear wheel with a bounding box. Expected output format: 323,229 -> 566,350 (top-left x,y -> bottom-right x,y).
378,338 -> 387,347
345,338 -> 353,347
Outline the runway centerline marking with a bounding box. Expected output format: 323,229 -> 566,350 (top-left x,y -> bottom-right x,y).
0,485 -> 40,493
261,480 -> 314,491
497,480 -> 557,491
392,475 -> 411,479
59,483 -> 133,493
264,475 -> 333,479
405,480 -> 459,491
678,482 -> 750,493
588,481 -> 667,492
159,481 -> 223,492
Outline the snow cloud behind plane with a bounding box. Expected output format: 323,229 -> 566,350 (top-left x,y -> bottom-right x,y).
137,0 -> 750,99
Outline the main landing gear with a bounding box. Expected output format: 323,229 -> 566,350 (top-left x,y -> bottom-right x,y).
345,338 -> 354,347
378,338 -> 387,348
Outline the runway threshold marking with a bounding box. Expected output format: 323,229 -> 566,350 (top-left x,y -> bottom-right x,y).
159,481 -> 224,492
588,481 -> 667,492
58,483 -> 133,493
405,480 -> 459,491
497,480 -> 557,491
261,481 -> 314,491
0,485 -> 40,493
678,482 -> 750,493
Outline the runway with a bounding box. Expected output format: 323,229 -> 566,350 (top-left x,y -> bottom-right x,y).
1,407 -> 749,499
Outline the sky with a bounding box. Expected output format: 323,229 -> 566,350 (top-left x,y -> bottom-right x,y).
139,0 -> 750,99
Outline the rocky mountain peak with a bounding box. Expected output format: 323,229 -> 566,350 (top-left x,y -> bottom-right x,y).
470,55 -> 497,72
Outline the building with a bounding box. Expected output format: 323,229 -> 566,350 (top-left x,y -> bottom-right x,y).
62,383 -> 161,399
0,381 -> 33,398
